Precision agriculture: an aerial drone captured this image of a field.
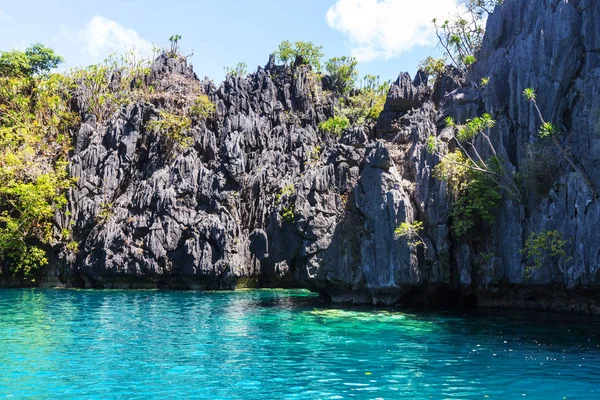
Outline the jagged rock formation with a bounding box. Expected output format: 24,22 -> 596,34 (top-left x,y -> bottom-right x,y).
50,55 -> 336,290
466,0 -> 600,312
10,0 -> 600,313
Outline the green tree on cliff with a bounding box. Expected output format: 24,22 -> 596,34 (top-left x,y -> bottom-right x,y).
325,56 -> 358,96
275,40 -> 324,72
0,44 -> 75,276
0,43 -> 63,77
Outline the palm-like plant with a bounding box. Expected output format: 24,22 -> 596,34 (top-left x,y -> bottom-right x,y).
480,113 -> 495,129
169,35 -> 182,56
430,112 -> 521,200
538,122 -> 560,139
523,87 -> 537,102
523,87 -> 595,195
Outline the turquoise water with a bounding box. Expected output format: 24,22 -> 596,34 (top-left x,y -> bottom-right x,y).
1,289 -> 599,399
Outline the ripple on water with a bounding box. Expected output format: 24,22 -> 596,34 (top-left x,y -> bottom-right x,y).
0,289 -> 599,399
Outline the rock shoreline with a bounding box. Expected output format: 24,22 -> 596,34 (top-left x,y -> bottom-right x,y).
2,0 -> 600,314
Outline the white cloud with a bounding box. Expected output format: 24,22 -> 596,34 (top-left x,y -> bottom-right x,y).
62,16 -> 153,64
326,0 -> 458,62
0,9 -> 14,23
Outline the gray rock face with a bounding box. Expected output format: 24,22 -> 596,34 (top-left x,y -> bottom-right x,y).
49,57 -> 335,289
385,72 -> 430,114
22,0 -> 600,313
468,0 -> 600,312
378,73 -> 431,134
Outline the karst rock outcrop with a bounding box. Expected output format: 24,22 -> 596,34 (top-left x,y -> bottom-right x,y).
4,0 -> 600,313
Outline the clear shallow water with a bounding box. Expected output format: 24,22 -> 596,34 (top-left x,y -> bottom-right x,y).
1,289 -> 599,399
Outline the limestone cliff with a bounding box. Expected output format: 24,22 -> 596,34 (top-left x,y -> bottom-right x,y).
5,0 -> 600,313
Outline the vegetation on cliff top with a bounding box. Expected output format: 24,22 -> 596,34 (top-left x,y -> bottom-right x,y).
427,0 -> 502,84
272,40 -> 390,136
224,62 -> 248,78
1,37 -> 391,276
0,38 -> 219,276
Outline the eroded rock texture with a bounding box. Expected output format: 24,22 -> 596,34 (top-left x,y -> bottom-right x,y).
25,0 -> 600,312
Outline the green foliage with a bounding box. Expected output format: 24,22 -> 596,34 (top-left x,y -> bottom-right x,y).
339,192 -> 350,210
538,122 -> 560,139
450,169 -> 502,236
70,51 -> 152,122
66,241 -> 79,255
521,230 -> 568,278
275,40 -> 324,72
224,62 -> 248,78
0,51 -> 32,78
435,113 -> 520,202
456,113 -> 495,141
464,0 -> 503,14
432,1 -> 501,78
434,10 -> 484,73
281,205 -> 295,224
523,86 -> 596,195
71,64 -> 113,120
169,35 -> 182,57
25,44 -> 64,76
359,75 -> 390,95
325,56 -> 358,96
433,151 -> 471,189
275,41 -> 295,64
463,55 -> 477,66
366,96 -> 386,121
146,111 -> 193,157
0,44 -> 63,78
480,76 -> 490,86
434,151 -> 502,236
0,48 -> 75,275
275,184 -> 296,224
189,95 -> 215,121
0,93 -> 71,275
275,41 -> 292,65
95,202 -> 114,224
275,184 -> 295,205
426,135 -> 438,154
432,112 -> 518,236
318,116 -> 350,137
444,116 -> 456,127
336,76 -> 390,125
0,171 -> 70,275
338,93 -> 383,125
523,87 -> 536,102
419,56 -> 446,85
394,221 -> 426,249
306,145 -> 322,167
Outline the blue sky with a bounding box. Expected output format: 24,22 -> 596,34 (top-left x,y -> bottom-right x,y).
0,0 -> 458,83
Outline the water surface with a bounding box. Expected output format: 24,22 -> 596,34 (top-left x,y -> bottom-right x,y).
1,289 -> 599,399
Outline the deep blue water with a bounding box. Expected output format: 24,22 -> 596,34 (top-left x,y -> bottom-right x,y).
1,289 -> 599,399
